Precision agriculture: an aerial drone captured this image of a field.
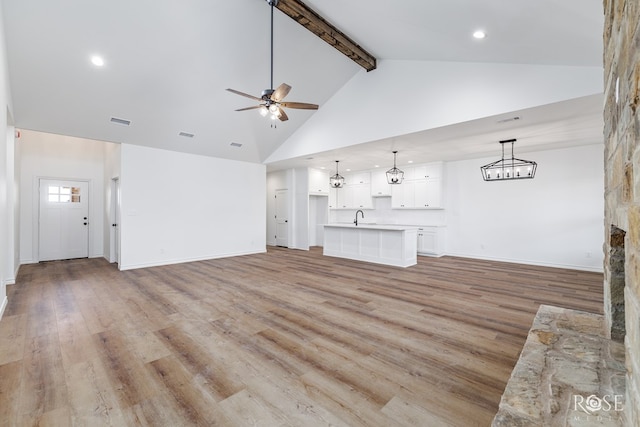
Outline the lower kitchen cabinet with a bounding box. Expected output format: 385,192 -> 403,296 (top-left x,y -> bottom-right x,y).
417,226 -> 445,256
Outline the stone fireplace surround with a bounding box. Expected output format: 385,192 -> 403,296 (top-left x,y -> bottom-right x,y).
493,2 -> 640,425
603,0 -> 640,425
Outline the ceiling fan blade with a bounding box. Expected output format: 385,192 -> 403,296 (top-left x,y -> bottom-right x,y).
235,105 -> 263,112
277,107 -> 289,122
271,83 -> 292,102
280,101 -> 319,110
226,88 -> 262,102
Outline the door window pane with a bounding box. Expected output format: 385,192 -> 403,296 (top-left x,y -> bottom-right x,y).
48,185 -> 81,203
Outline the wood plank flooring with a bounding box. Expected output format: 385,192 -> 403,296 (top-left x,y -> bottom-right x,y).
0,247 -> 603,426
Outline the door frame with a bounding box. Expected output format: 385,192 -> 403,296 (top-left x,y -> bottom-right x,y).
34,176 -> 92,263
109,177 -> 121,265
275,188 -> 289,248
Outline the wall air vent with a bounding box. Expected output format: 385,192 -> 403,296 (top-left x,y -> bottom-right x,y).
230,142 -> 243,148
178,132 -> 194,138
110,117 -> 131,126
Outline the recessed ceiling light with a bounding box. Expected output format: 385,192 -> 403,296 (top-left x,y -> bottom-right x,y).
374,165 -> 380,168
408,160 -> 414,164
178,131 -> 194,138
346,169 -> 351,172
230,142 -> 242,148
320,167 -> 326,170
473,30 -> 486,39
91,55 -> 105,67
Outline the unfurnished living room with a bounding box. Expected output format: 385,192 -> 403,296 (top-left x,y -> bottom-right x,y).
0,1 -> 638,426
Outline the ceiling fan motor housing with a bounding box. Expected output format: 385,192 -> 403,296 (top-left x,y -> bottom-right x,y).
266,0 -> 279,6
261,89 -> 275,101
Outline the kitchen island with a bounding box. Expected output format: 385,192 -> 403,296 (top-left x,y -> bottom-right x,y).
323,224 -> 418,267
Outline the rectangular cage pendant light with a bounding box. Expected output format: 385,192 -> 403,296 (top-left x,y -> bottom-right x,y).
480,139 -> 537,181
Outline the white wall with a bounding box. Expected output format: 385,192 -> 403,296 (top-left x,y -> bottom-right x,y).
291,167 -> 309,250
18,130 -> 109,263
103,142 -> 121,262
267,60 -> 603,163
0,2 -> 14,318
445,144 -> 603,271
119,144 -> 266,270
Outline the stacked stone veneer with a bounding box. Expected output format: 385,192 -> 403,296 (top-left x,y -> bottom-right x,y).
492,305 -> 626,426
603,1 -> 640,425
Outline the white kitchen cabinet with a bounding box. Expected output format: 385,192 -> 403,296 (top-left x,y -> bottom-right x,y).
347,171 -> 370,185
308,168 -> 330,195
417,226 -> 445,256
391,180 -> 416,208
329,187 -> 338,208
414,178 -> 442,208
371,170 -> 392,197
391,162 -> 443,209
330,172 -> 373,209
331,182 -> 373,209
424,162 -> 443,179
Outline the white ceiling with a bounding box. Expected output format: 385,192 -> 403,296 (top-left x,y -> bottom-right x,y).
2,0 -> 604,171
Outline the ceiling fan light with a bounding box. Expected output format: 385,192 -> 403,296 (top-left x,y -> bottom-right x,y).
269,103 -> 279,114
259,106 -> 268,117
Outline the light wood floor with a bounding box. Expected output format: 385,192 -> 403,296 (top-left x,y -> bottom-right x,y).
0,247 -> 603,426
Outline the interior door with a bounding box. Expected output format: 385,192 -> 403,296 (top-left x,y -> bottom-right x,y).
275,189 -> 289,247
39,179 -> 89,261
111,177 -> 120,264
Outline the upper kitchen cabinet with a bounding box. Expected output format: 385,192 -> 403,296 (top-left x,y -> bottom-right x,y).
309,168 -> 330,195
330,172 -> 373,209
371,170 -> 392,197
391,162 -> 443,209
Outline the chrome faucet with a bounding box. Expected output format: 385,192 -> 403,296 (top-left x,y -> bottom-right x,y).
354,209 -> 364,226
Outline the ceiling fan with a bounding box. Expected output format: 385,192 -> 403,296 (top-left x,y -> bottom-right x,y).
226,0 -> 318,123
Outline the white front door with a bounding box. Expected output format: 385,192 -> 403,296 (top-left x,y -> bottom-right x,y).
39,179 -> 90,261
275,189 -> 289,247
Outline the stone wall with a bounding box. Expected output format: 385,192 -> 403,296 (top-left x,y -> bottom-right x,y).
603,0 -> 640,425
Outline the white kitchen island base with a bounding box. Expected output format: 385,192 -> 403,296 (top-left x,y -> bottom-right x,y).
323,224 -> 418,268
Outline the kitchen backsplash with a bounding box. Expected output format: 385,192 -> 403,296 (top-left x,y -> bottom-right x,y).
329,196 -> 446,226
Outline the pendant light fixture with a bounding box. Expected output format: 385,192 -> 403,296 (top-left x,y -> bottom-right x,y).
386,150 -> 404,184
480,139 -> 537,181
330,160 -> 345,188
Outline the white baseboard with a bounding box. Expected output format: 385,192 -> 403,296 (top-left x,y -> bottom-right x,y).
443,251 -> 604,273
119,249 -> 268,271
0,295 -> 7,320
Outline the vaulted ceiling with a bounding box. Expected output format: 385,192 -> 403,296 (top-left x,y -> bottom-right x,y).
2,0 -> 603,171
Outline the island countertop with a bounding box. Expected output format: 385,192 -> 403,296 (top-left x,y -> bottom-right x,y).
323,223 -> 419,231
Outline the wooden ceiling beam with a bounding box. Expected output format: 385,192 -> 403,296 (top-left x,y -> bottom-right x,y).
275,0 -> 377,72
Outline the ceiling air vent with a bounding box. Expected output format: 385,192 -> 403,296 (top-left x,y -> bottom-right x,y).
497,116 -> 520,124
230,142 -> 243,148
110,117 -> 131,126
178,131 -> 194,138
